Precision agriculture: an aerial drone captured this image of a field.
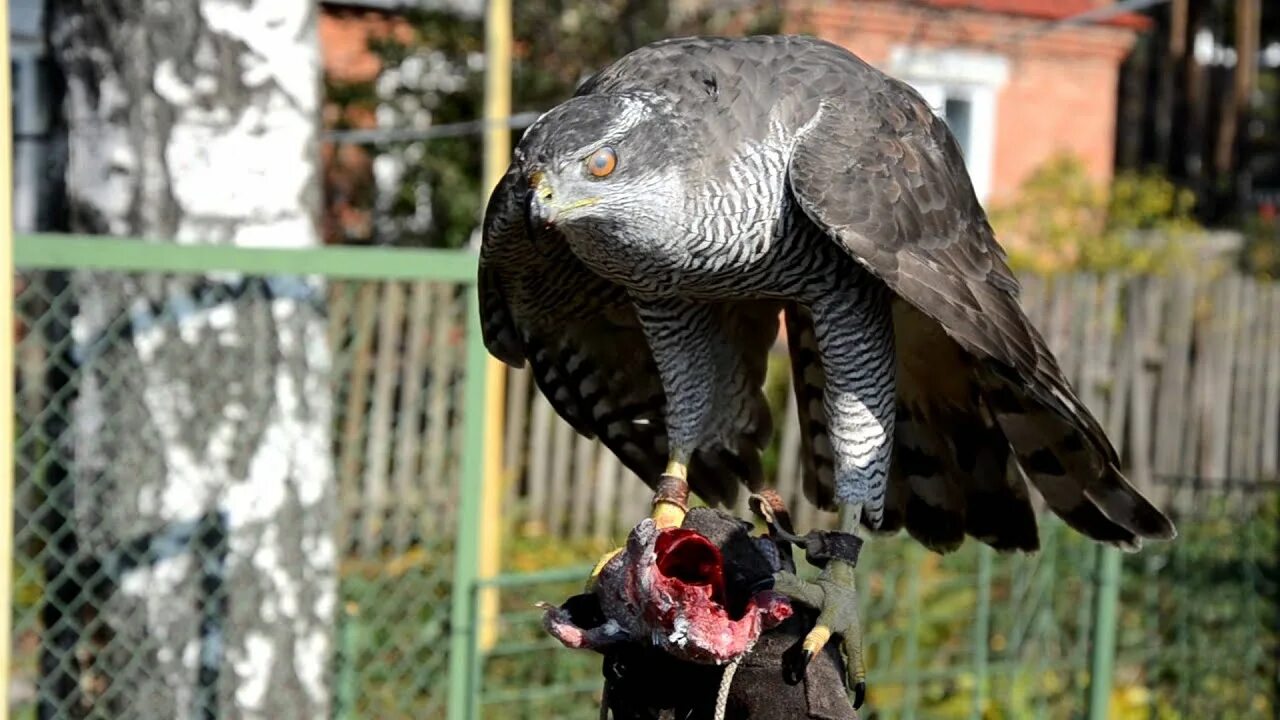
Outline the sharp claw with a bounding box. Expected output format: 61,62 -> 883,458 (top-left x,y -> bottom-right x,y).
845,634 -> 867,702
778,632 -> 819,681
781,639 -> 808,685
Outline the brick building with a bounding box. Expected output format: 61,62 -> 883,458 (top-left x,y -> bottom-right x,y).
788,0 -> 1147,203
318,2 -> 416,243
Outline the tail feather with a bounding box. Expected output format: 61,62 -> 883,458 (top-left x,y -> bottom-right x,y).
877,459 -> 910,535
1087,465 -> 1178,540
685,301 -> 779,507
947,407 -> 1040,552
895,409 -> 967,553
983,373 -> 1175,548
891,301 -> 1039,553
892,401 -> 1041,554
689,443 -> 765,507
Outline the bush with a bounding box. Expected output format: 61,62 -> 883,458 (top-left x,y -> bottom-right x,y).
990,155 -> 1202,275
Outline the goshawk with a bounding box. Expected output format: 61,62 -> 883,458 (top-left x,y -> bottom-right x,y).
480,35 -> 1174,697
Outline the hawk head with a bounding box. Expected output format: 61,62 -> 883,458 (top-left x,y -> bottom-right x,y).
514,93 -> 687,242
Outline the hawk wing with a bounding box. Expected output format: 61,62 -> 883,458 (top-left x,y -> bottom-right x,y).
480,165 -> 774,506
786,77 -> 1175,549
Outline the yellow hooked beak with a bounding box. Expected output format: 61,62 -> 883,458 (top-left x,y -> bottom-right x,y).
524,171 -> 598,234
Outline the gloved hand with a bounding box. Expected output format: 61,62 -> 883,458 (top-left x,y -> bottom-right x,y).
540,507 -> 792,664
539,507 -> 860,719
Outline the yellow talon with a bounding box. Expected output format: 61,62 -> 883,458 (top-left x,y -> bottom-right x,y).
653,461 -> 689,528
652,501 -> 686,529
584,459 -> 690,591
802,624 -> 833,656
663,459 -> 688,480
586,546 -> 625,591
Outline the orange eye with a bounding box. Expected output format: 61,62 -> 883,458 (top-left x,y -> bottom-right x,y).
586,147 -> 617,178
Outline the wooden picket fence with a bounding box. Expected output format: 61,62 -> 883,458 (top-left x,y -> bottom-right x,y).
332,272 -> 1280,547
329,279 -> 470,554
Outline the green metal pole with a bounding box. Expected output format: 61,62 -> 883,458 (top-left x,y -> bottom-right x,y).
1086,546 -> 1122,720
335,605 -> 360,720
15,233 -> 479,281
0,11 -> 14,719
903,546 -> 922,720
1032,524 -> 1058,720
971,546 -> 993,720
447,286 -> 490,720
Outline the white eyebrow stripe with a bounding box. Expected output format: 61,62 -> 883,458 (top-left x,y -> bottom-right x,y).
573,95 -> 651,155
547,94 -> 659,162
611,95 -> 649,135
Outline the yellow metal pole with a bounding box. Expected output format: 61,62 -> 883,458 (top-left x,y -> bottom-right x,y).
477,0 -> 512,653
0,0 -> 16,716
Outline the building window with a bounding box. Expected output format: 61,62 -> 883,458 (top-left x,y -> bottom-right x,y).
12,0 -> 56,232
887,47 -> 1008,203
10,60 -> 19,132
12,50 -> 45,233
943,96 -> 973,160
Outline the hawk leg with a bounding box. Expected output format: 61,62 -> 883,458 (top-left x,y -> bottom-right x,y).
806,280 -> 895,526
588,294 -> 747,586
752,492 -> 867,709
588,468 -> 689,589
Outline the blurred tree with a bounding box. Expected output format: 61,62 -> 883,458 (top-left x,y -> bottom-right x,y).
328,0 -> 784,248
48,2 -> 336,718
1117,0 -> 1279,229
1240,198 -> 1280,277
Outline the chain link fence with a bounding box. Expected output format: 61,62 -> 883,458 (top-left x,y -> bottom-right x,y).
8,234 -> 1280,719
10,235 -> 484,720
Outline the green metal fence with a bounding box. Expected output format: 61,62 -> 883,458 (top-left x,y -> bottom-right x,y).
1115,477 -> 1278,719
470,482 -> 1277,720
8,233 -> 1280,720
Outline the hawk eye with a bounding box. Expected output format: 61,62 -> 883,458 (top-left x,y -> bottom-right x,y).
586,147 -> 617,178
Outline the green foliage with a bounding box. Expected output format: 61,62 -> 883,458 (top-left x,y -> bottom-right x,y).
1240,208 -> 1280,279
1115,493 -> 1279,719
357,9 -> 487,248
759,350 -> 792,480
991,155 -> 1203,275
335,542 -> 456,718
505,532 -> 614,573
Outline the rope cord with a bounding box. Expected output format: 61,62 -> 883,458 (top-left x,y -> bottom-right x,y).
714,656 -> 743,720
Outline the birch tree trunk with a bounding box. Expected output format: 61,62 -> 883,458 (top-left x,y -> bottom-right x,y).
48,2 -> 335,718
